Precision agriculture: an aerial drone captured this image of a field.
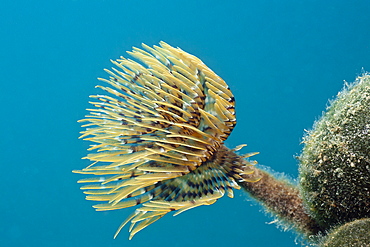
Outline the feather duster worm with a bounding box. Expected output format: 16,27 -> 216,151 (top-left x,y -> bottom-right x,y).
73,42 -> 259,239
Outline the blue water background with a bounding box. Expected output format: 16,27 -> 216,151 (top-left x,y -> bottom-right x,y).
1,1 -> 370,246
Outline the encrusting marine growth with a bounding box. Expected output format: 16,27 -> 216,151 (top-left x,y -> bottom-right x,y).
74,42 -> 370,245
299,74 -> 370,245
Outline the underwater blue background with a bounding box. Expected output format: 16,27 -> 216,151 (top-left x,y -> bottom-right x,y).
1,0 -> 370,246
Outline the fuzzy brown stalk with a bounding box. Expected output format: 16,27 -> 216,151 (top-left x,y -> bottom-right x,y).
240,166 -> 323,236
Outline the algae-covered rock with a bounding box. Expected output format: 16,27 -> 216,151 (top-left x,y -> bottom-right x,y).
299,74 -> 370,232
321,218 -> 370,247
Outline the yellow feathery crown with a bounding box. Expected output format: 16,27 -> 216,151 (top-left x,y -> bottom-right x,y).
74,42 -> 258,239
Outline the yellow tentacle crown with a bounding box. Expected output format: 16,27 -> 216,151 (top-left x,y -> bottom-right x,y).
73,42 -> 258,240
